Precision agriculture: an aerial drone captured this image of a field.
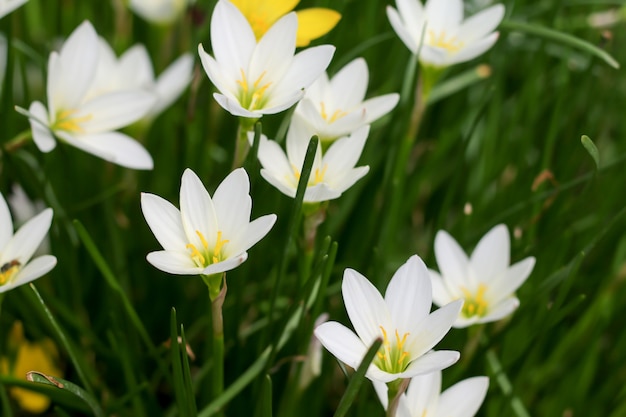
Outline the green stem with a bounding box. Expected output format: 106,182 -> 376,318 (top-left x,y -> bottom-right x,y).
2,130 -> 32,153
385,378 -> 409,417
209,276 -> 226,413
233,118 -> 257,168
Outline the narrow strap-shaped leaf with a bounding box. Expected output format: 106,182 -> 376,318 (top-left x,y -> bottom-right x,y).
26,372 -> 105,417
170,308 -> 192,417
581,135 -> 600,170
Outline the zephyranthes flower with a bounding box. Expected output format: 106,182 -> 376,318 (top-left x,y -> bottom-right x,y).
295,57 -> 400,142
129,0 -> 188,25
374,371 -> 489,417
19,21 -> 156,170
230,0 -> 341,46
256,118 -> 370,203
429,224 -> 536,328
141,168 -> 277,276
87,39 -> 193,123
0,192 -> 56,294
314,255 -> 462,383
0,0 -> 27,19
386,0 -> 505,67
198,0 -> 335,118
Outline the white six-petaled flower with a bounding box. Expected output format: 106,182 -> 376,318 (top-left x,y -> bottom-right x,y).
0,192 -> 56,294
141,168 -> 277,276
386,0 -> 505,67
19,21 -> 156,170
256,118 -> 370,203
314,255 -> 463,383
294,57 -> 399,142
429,224 -> 536,328
374,371 -> 489,417
197,0 -> 335,118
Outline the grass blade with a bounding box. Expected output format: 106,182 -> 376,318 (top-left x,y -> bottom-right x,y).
26,372 -> 104,417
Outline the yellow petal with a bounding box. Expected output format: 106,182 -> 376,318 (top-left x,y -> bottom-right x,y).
231,0 -> 300,40
295,9 -> 341,46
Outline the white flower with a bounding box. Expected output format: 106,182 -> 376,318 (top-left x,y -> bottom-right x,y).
429,224 -> 536,328
374,371 -> 489,417
256,118 -> 370,203
0,0 -> 27,19
0,192 -> 56,294
386,0 -> 505,67
7,184 -> 50,255
141,168 -> 277,276
87,39 -> 194,122
129,0 -> 188,25
295,57 -> 399,141
197,0 -> 335,118
314,255 -> 463,383
19,21 -> 156,170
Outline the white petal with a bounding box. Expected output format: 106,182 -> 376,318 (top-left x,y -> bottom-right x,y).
323,126 -> 369,181
0,192 -> 13,250
257,136 -> 294,181
385,255 -> 433,332
408,300 -> 462,356
342,268 -> 391,347
260,169 -> 297,199
457,4 -> 505,43
478,297 -> 519,324
80,90 -> 157,133
314,321 -> 368,371
303,184 -> 342,203
434,230 -> 470,290
387,6 -> 419,54
249,12 -> 297,84
212,168 -> 251,246
404,371 -> 441,415
236,214 -> 277,255
119,44 -> 154,86
437,376 -> 489,417
361,94 -> 400,125
146,250 -> 203,275
400,350 -> 459,378
0,255 -> 57,294
396,0 -> 425,31
488,257 -> 535,303
429,269 -> 454,307
198,45 -> 239,100
62,131 -> 153,170
140,193 -> 187,251
213,92 -> 262,118
326,167 -> 369,196
202,252 -> 248,275
151,53 -> 194,117
446,33 -> 499,66
470,224 -> 510,284
2,208 -> 52,265
425,0 -> 463,30
28,101 -> 56,152
180,168 -> 217,250
330,58 -> 368,109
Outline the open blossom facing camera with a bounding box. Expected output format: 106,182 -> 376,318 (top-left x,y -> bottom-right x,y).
374,371 -> 489,417
19,21 -> 156,170
198,0 -> 334,118
257,118 -> 370,203
141,168 -> 277,276
314,255 -> 462,383
230,0 -> 341,47
429,225 -> 536,328
0,192 -> 56,294
386,0 -> 505,67
295,57 -> 399,142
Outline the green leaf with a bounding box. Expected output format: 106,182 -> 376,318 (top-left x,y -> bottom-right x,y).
501,20 -> 620,69
581,135 -> 600,169
170,308 -> 192,417
26,372 -> 105,417
333,338 -> 383,417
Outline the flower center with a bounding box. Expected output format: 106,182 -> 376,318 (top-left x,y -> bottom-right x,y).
374,325 -> 411,374
291,164 -> 328,186
319,102 -> 347,124
236,69 -> 273,111
427,30 -> 464,53
52,109 -> 93,133
460,283 -> 489,318
0,259 -> 21,286
185,231 -> 229,268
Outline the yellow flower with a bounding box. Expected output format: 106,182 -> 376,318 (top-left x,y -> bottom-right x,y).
0,322 -> 61,414
230,0 -> 341,46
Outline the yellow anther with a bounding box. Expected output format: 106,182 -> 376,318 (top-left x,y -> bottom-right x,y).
186,243 -> 206,266
237,68 -> 249,92
397,351 -> 409,365
53,109 -> 93,133
0,260 -> 21,286
460,283 -> 489,318
428,30 -> 464,53
314,165 -> 328,184
212,231 -> 229,264
395,330 -> 409,351
319,102 -> 347,123
379,325 -> 390,347
196,230 -> 209,250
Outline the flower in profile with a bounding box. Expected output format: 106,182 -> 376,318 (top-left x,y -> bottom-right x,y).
18,21 -> 156,170
374,371 -> 489,417
314,255 -> 463,383
198,0 -> 335,118
386,0 -> 505,67
0,321 -> 62,413
295,57 -> 399,142
0,0 -> 27,19
141,168 -> 277,276
256,118 -> 370,203
129,0 -> 188,25
429,224 -> 536,328
0,192 -> 56,294
87,39 -> 194,123
230,0 -> 341,47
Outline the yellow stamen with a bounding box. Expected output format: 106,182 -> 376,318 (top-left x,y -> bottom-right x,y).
460,283 -> 489,318
186,243 -> 206,266
54,109 -> 93,133
428,30 -> 464,53
237,68 -> 249,92
375,325 -> 411,373
196,230 -> 209,249
212,231 -> 229,264
319,102 -> 347,123
0,259 -> 21,286
314,165 -> 328,183
237,69 -> 273,111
